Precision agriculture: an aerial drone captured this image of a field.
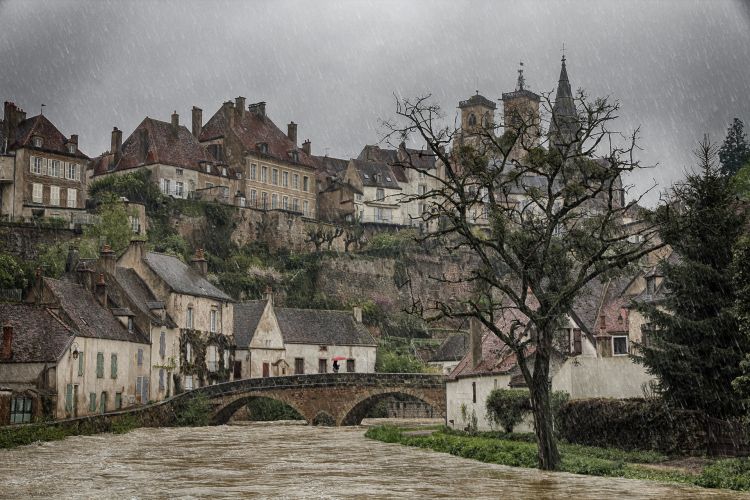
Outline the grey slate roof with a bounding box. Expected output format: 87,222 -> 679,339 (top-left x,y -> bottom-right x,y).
143,252 -> 232,301
431,332 -> 469,362
233,300 -> 267,348
114,267 -> 176,327
351,159 -> 402,190
0,304 -> 73,363
276,308 -> 377,346
45,278 -> 149,344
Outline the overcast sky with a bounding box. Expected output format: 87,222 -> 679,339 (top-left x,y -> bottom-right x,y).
1,0 -> 748,205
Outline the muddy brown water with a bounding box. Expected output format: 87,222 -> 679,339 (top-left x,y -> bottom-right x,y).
0,420 -> 746,499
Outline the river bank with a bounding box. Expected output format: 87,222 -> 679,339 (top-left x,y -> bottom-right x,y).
365,425 -> 750,493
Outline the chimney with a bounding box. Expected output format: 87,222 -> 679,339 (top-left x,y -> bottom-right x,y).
469,317 -> 482,368
250,101 -> 266,118
1,324 -> 12,361
111,127 -> 122,159
65,245 -> 80,273
223,101 -> 235,128
129,239 -> 145,263
302,139 -> 311,156
190,248 -> 208,276
33,267 -> 43,305
69,134 -> 78,145
235,97 -> 245,119
171,111 -> 179,132
191,106 -> 202,138
264,286 -> 274,305
287,122 -> 298,146
95,273 -> 107,307
353,306 -> 363,323
99,243 -> 116,276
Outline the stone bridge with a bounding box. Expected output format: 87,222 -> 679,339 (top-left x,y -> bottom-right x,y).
179,373 -> 446,426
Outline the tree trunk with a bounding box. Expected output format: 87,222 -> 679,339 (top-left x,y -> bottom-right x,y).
529,355 -> 560,470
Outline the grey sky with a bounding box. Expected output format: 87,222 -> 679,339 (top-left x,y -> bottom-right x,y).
1,0 -> 748,205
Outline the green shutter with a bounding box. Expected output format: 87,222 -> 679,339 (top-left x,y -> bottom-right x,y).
115,392 -> 122,409
96,352 -> 104,378
89,393 -> 96,412
65,384 -> 73,413
77,353 -> 84,376
111,354 -> 118,379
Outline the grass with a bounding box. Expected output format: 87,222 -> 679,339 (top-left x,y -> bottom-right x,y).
365,425 -> 750,492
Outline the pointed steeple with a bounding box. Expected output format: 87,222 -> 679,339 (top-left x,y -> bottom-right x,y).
556,55 -> 572,101
549,53 -> 579,151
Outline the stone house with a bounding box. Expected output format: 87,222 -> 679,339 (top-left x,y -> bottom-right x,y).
0,101 -> 89,222
90,113 -> 238,204
196,98 -> 318,217
343,158 -> 404,225
233,293 -> 376,379
428,332 -> 469,375
0,270 -> 152,422
445,274 -> 655,432
117,240 -> 236,391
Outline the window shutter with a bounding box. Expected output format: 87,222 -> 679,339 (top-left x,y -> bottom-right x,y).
42,158 -> 48,176
137,348 -> 143,366
111,353 -> 118,378
159,332 -> 166,358
96,352 -> 104,378
136,377 -> 142,403
89,392 -> 96,412
65,384 -> 73,413
159,369 -> 165,391
142,377 -> 149,403
78,353 -> 84,376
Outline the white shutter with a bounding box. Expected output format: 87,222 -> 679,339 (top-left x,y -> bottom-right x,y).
29,156 -> 34,173
42,158 -> 48,176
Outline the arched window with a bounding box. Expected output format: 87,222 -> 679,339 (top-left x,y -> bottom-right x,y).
482,113 -> 491,128
467,113 -> 477,127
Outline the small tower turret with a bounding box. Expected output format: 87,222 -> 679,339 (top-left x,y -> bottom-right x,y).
501,61 -> 542,158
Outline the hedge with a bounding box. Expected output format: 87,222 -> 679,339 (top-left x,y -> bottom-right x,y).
557,398 -> 708,455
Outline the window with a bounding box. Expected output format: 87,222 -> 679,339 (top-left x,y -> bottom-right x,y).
176,168 -> 183,176
50,160 -> 60,177
115,392 -> 122,409
186,342 -> 193,363
31,156 -> 43,174
376,188 -> 385,201
261,191 -> 268,209
250,164 -> 257,180
136,376 -> 149,403
67,188 -> 77,208
50,186 -> 60,206
376,207 -> 391,222
261,166 -> 268,183
159,369 -> 165,391
207,345 -> 218,372
161,178 -> 171,195
186,307 -> 193,329
233,361 -> 242,379
272,168 -> 279,185
33,136 -> 42,148
318,359 -> 327,374
239,196 -> 246,207
175,181 -> 184,198
222,167 -> 227,176
292,173 -> 299,189
127,317 -> 134,332
100,392 -> 107,413
468,113 -> 477,127
96,352 -> 104,378
110,353 -> 118,378
356,194 -> 362,201
303,200 -> 309,216
346,359 -> 355,373
89,392 -> 97,412
292,198 -> 299,212
282,171 -> 289,187
184,375 -> 193,391
613,336 -> 628,356
282,196 -> 288,210
259,143 -> 269,154
472,381 -> 477,403
418,184 -> 427,196
205,164 -> 212,174
294,358 -> 304,374
67,163 -> 77,180
205,182 -> 214,189
290,151 -> 299,162
78,352 -> 84,376
130,216 -> 140,234
271,193 -> 278,209
210,309 -> 217,333
10,397 -> 32,424
572,328 -> 582,355
159,332 -> 166,358
303,176 -> 309,192
32,183 -> 43,203
137,348 -> 143,366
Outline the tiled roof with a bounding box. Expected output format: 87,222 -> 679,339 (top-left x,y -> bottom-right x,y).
358,145 -> 407,182
233,300 -> 266,348
95,117 -> 231,176
0,303 -> 73,363
275,308 -> 377,346
200,102 -> 316,170
8,114 -> 88,159
399,146 -> 437,172
313,155 -> 350,179
143,252 -> 232,301
44,278 -> 148,344
114,267 -> 176,328
447,333 -> 516,380
350,159 -> 402,190
431,332 -> 469,362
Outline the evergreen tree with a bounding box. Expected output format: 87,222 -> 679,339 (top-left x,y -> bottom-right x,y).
638,137 -> 749,418
731,237 -> 750,407
718,118 -> 750,177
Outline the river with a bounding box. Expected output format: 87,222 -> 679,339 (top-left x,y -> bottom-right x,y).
0,420 -> 744,499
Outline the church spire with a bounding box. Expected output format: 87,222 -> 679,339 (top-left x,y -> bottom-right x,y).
549,51 -> 579,150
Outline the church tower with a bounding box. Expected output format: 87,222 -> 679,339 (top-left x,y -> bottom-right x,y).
548,55 -> 579,152
501,62 -> 541,158
457,92 -> 497,149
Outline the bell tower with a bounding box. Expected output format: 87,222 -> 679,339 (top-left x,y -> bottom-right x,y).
457,92 -> 497,149
501,62 -> 541,158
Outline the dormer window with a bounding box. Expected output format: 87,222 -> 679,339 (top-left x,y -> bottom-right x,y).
290,150 -> 299,163
33,137 -> 43,148
67,144 -> 76,154
258,143 -> 269,154
205,164 -> 211,173
222,167 -> 227,176
363,174 -> 370,180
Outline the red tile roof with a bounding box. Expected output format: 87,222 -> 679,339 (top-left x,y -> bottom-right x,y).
8,114 -> 88,159
200,102 -> 316,170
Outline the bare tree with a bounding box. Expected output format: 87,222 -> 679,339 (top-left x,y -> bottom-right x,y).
384,90 -> 665,470
343,217 -> 365,252
306,222 -> 343,252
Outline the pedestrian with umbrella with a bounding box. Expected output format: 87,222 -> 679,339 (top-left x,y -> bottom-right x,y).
332,356 -> 346,373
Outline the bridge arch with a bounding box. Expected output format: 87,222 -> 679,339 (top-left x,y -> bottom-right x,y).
338,388 -> 443,426
211,392 -> 309,425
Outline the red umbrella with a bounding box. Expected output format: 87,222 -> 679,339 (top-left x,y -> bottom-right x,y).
332,356 -> 347,361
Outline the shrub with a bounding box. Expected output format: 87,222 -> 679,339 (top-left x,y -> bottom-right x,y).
696,459 -> 750,490
245,398 -> 303,421
557,398 -> 708,454
173,394 -> 212,427
486,389 -> 530,433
